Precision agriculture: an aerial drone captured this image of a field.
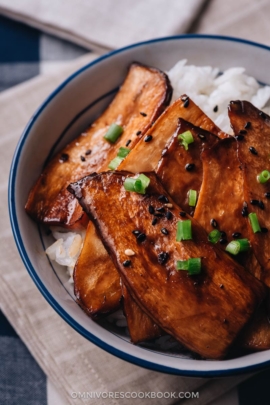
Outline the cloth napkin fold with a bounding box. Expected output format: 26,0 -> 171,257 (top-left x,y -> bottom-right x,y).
0,53 -> 251,405
0,0 -> 205,52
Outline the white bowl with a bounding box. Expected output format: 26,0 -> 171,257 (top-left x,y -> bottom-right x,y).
9,35 -> 270,377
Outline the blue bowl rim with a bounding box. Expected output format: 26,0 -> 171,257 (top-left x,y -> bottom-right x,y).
8,34 -> 270,377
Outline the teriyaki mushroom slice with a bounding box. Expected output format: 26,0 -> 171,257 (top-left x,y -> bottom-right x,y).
68,171 -> 265,359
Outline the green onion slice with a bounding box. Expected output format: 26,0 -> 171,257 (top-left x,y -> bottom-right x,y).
248,212 -> 261,233
108,147 -> 131,169
117,147 -> 130,158
257,170 -> 270,184
176,258 -> 201,275
176,220 -> 192,241
104,123 -> 123,143
188,189 -> 197,207
178,130 -> 194,150
108,156 -> 123,170
208,229 -> 221,244
225,239 -> 250,255
136,173 -> 150,189
123,178 -> 136,192
123,174 -> 150,194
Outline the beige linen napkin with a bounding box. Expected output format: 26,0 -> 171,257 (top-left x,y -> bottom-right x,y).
0,53 -> 251,405
191,0 -> 270,46
0,0 -> 205,52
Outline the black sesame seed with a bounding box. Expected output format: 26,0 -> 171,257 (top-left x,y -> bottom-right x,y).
249,146 -> 258,155
85,149 -> 92,155
158,195 -> 169,203
154,213 -> 164,218
198,133 -> 206,140
219,238 -> 227,245
59,153 -> 69,162
261,227 -> 268,233
185,163 -> 195,171
126,139 -> 131,147
239,129 -> 247,135
166,211 -> 173,220
140,112 -> 147,117
220,284 -> 224,288
179,211 -> 186,217
250,199 -> 259,205
236,135 -> 244,141
148,205 -> 155,214
259,111 -> 267,119
213,105 -> 218,113
80,155 -> 86,162
156,207 -> 165,213
123,260 -> 131,267
152,218 -> 158,226
137,233 -> 146,243
220,231 -> 227,238
183,98 -> 189,108
258,200 -> 265,210
158,252 -> 169,265
242,207 -> 248,217
210,219 -> 218,228
132,230 -> 140,236
232,232 -> 241,238
265,192 -> 270,198
161,228 -> 169,235
144,135 -> 153,142
245,121 -> 251,129
136,131 -> 142,136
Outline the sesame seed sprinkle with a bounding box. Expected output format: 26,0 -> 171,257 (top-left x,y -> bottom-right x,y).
125,249 -> 135,256
144,135 -> 153,142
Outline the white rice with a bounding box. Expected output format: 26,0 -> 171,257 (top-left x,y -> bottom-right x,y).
45,228 -> 85,283
168,59 -> 270,133
46,59 -> 270,282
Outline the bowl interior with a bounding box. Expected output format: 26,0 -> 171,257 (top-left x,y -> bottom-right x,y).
9,35 -> 270,376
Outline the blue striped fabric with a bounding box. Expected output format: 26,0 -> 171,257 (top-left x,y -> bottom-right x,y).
0,311 -> 47,405
1,13 -> 270,405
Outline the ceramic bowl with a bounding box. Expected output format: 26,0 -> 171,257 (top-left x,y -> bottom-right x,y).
9,35 -> 270,377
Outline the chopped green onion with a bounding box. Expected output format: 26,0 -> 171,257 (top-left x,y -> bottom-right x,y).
248,212 -> 261,233
108,147 -> 130,170
178,130 -> 194,150
123,177 -> 136,192
208,229 -> 221,244
225,239 -> 250,255
176,220 -> 192,241
123,174 -> 150,194
257,170 -> 270,184
117,147 -> 130,158
136,173 -> 150,189
108,156 -> 123,170
104,123 -> 123,143
188,189 -> 197,207
134,179 -> 144,193
176,258 -> 201,275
